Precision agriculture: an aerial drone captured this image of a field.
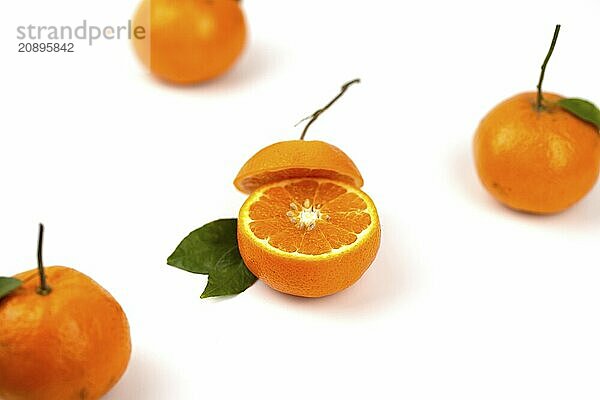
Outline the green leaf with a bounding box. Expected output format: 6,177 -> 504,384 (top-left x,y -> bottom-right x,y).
0,277 -> 23,300
167,219 -> 257,298
557,98 -> 600,130
201,247 -> 257,298
167,219 -> 239,274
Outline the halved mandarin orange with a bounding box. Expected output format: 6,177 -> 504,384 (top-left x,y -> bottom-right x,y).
233,140 -> 364,194
237,178 -> 380,297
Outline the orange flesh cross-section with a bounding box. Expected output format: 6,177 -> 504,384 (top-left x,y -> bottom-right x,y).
248,180 -> 372,255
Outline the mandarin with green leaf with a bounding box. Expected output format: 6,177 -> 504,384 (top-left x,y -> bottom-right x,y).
474,25 -> 600,214
0,225 -> 131,400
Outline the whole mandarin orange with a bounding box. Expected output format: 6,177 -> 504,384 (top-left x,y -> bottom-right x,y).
474,92 -> 600,214
0,266 -> 131,400
132,0 -> 247,84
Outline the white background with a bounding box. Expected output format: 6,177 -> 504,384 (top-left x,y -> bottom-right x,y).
1,0 -> 600,399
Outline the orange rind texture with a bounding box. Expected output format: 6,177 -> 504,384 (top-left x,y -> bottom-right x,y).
0,267 -> 131,400
474,92 -> 600,214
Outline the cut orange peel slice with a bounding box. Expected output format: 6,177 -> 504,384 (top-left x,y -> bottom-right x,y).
233,140 -> 364,194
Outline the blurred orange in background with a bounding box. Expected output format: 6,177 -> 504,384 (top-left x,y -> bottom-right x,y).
132,0 -> 247,84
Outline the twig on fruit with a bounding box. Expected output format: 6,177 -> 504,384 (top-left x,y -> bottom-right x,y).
296,79 -> 361,140
537,25 -> 561,110
36,223 -> 51,296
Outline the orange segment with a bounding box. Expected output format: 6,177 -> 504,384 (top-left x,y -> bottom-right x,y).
317,222 -> 357,249
282,179 -> 319,206
238,178 -> 380,297
329,211 -> 372,234
233,140 -> 364,194
314,181 -> 348,205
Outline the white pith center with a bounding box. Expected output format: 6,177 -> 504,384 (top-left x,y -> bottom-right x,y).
286,198 -> 330,231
